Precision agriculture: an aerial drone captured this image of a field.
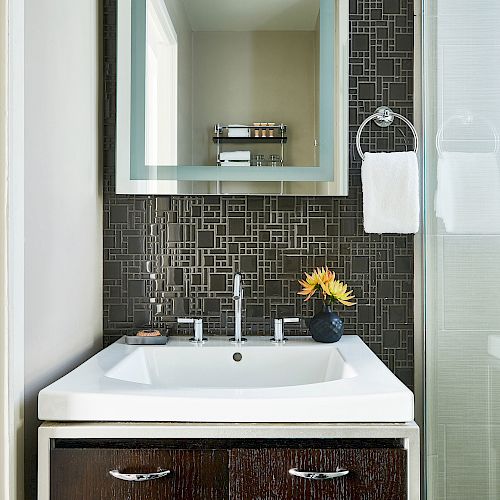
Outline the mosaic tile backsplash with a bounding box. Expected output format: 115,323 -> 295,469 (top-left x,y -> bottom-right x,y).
103,0 -> 415,388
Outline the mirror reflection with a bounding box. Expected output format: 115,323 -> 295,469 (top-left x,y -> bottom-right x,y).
142,0 -> 326,170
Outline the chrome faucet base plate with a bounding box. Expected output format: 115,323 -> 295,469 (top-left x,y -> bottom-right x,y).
190,337 -> 207,344
270,338 -> 288,344
229,337 -> 248,343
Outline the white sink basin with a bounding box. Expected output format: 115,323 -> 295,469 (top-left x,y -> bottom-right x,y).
38,336 -> 414,423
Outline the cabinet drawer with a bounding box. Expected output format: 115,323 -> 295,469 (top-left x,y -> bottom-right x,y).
50,448 -> 228,500
229,448 -> 407,500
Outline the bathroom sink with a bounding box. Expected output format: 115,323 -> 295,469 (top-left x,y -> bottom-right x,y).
38,336 -> 413,423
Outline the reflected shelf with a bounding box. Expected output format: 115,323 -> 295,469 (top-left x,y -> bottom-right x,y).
212,136 -> 288,144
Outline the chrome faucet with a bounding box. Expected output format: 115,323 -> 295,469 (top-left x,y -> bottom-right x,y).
230,272 -> 247,343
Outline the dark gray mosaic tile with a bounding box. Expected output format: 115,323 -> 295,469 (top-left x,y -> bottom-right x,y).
229,218 -> 245,236
352,256 -> 370,273
104,261 -> 121,280
395,255 -> 413,273
396,33 -> 413,51
102,0 -> 415,390
240,255 -> 257,273
384,330 -> 401,348
127,236 -> 144,254
377,58 -> 395,76
358,305 -> 376,323
204,298 -> 220,314
198,231 -> 214,248
351,33 -> 369,51
277,197 -> 296,211
265,280 -> 283,298
390,83 -> 407,100
389,304 -> 407,323
358,83 -> 376,100
377,280 -> 395,298
128,280 -> 145,297
110,205 -> 128,224
383,0 -> 401,14
210,274 -> 226,292
109,304 -> 127,322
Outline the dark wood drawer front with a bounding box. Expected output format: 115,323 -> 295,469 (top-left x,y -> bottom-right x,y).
50,448 -> 228,500
229,448 -> 407,500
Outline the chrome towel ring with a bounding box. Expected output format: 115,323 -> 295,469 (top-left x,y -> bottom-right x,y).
356,106 -> 418,160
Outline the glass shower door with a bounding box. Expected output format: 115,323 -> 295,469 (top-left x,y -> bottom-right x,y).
424,1 -> 500,498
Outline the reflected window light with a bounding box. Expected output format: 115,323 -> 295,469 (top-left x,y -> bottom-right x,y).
145,0 -> 178,166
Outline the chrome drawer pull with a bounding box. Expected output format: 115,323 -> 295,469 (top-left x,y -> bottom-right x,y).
109,469 -> 171,482
289,467 -> 349,480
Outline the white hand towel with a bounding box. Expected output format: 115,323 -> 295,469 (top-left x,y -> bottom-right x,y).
219,150 -> 251,161
220,161 -> 251,167
361,151 -> 420,234
435,152 -> 500,234
227,125 -> 250,138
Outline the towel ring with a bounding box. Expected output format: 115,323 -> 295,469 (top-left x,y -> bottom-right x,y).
356,106 -> 419,160
435,113 -> 500,156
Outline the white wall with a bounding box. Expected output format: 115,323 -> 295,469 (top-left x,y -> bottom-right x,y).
0,0 -> 7,496
164,0 -> 193,165
24,0 -> 102,497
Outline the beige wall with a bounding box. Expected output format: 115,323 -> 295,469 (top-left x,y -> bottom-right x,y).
24,0 -> 102,497
192,31 -> 317,166
164,0 -> 193,165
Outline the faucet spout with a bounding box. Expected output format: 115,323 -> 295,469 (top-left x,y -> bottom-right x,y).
233,272 -> 243,300
230,273 -> 247,343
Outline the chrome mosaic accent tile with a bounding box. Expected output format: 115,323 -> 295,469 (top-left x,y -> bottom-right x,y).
103,0 -> 415,388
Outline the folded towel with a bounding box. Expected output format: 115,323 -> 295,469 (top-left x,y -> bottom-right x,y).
361,151 -> 420,234
435,152 -> 500,234
220,161 -> 251,167
227,125 -> 250,138
219,150 -> 251,161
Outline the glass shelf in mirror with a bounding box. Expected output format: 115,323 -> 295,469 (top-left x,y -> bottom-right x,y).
116,0 -> 349,195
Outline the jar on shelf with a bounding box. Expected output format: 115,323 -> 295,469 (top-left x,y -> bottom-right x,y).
270,154 -> 281,167
268,123 -> 276,137
254,154 -> 265,167
253,123 -> 261,138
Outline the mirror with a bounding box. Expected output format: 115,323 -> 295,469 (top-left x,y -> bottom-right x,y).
116,0 -> 349,195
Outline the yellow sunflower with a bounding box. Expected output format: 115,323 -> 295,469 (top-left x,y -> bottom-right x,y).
321,279 -> 355,306
297,267 -> 334,301
298,266 -> 355,306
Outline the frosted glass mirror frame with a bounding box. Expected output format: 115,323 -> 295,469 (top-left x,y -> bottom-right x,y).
116,0 -> 349,196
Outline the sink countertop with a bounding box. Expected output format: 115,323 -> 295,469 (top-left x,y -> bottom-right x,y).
38,335 -> 414,423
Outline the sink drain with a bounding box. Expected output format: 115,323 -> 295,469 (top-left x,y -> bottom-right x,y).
233,352 -> 242,362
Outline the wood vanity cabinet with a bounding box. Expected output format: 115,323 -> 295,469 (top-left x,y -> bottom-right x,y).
50,448 -> 229,500
230,448 -> 406,500
49,440 -> 407,500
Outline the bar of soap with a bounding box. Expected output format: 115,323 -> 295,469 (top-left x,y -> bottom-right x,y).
136,329 -> 161,337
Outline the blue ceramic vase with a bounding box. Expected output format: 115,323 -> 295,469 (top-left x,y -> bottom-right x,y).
309,303 -> 344,343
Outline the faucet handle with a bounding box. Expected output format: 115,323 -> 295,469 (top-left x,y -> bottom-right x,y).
271,317 -> 300,344
177,318 -> 206,344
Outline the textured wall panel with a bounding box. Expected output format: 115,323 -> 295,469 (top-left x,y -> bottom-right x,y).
103,0 -> 415,388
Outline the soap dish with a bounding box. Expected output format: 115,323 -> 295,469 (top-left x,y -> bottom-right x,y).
125,335 -> 168,345
125,327 -> 168,345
